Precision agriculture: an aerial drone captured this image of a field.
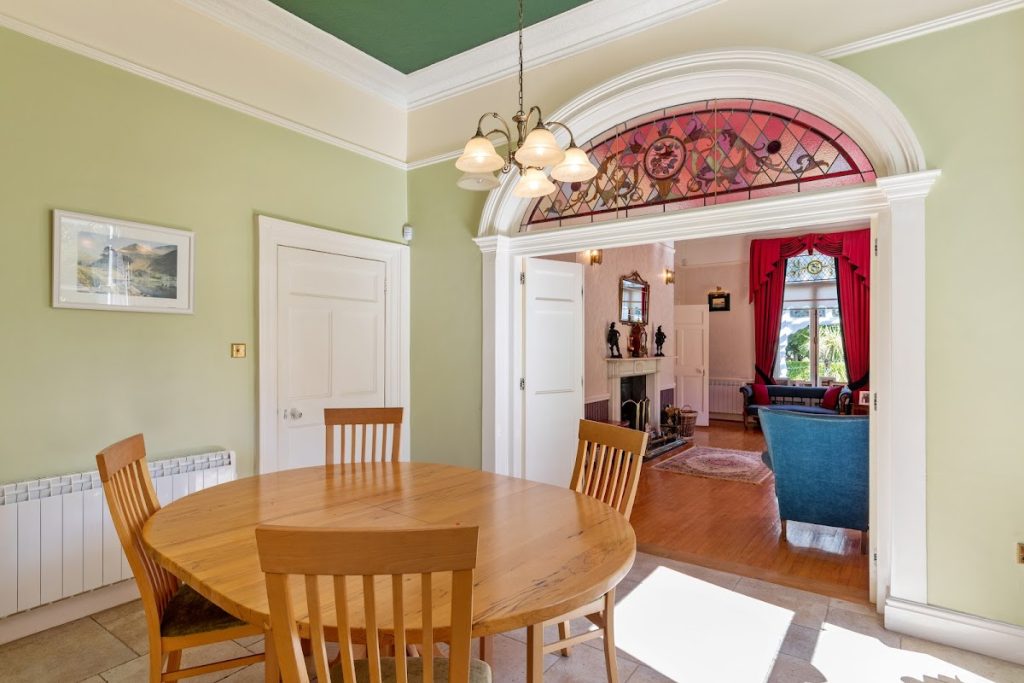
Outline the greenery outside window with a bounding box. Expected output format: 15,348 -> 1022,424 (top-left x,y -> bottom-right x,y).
777,254 -> 847,385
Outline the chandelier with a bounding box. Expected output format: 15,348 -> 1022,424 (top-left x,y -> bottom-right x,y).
454,0 -> 597,197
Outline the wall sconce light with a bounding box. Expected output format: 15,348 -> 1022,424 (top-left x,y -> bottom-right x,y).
585,249 -> 603,266
663,268 -> 675,284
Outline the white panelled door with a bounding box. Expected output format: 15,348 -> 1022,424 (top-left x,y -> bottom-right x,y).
275,246 -> 387,471
675,304 -> 710,427
523,257 -> 584,487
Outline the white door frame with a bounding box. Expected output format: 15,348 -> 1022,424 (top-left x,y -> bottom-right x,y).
472,49 -> 937,617
257,215 -> 411,473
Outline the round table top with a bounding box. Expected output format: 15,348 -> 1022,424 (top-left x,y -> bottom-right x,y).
142,462 -> 636,636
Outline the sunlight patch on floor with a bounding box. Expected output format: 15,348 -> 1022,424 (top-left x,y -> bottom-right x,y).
616,565 -> 793,682
812,623 -> 998,683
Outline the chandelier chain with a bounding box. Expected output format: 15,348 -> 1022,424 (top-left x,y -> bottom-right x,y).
517,0 -> 524,115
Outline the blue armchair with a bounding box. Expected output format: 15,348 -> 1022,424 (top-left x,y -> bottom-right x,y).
759,410 -> 869,545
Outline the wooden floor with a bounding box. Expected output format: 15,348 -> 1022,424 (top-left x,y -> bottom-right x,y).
631,419 -> 869,602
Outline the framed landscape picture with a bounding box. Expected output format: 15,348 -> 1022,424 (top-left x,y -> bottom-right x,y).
52,210 -> 195,313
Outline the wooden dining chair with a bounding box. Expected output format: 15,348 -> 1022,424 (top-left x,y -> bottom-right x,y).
324,407 -> 404,464
256,525 -> 491,683
542,420 -> 648,683
96,434 -> 265,682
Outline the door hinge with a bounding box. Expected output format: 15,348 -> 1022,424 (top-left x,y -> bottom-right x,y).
873,393 -> 878,410
874,238 -> 878,256
519,378 -> 526,390
520,272 -> 525,285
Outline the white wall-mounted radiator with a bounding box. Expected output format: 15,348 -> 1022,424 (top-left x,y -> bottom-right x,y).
0,451 -> 236,619
710,377 -> 749,415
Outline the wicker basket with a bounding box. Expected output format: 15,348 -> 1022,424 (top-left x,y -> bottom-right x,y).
679,405 -> 698,438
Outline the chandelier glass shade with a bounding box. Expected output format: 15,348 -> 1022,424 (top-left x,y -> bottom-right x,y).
454,0 -> 596,198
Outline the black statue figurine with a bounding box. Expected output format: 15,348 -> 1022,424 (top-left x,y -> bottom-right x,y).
607,322 -> 622,358
654,325 -> 667,356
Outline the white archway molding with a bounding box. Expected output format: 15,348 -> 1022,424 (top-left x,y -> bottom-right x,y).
466,47 -> 1024,664
479,48 -> 926,237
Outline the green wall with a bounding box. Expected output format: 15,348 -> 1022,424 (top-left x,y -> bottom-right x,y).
0,27 -> 407,481
838,11 -> 1024,627
407,164 -> 487,469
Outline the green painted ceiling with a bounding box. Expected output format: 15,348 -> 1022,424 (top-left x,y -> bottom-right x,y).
268,0 -> 592,74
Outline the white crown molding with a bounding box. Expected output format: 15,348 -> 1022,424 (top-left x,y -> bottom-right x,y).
176,0 -> 408,108
175,0 -> 722,111
407,148 -> 462,171
0,11 -> 409,171
885,597 -> 1024,666
404,0 -> 724,109
818,0 -> 1024,59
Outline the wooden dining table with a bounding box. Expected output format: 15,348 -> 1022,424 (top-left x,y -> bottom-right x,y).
142,461 -> 636,682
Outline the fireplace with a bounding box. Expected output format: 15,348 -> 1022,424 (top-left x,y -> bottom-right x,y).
620,376 -> 650,431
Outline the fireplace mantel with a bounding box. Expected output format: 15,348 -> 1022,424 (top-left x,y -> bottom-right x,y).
606,356 -> 673,379
606,356 -> 674,426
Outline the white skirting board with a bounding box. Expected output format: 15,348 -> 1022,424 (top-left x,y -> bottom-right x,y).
0,580 -> 139,645
885,597 -> 1024,666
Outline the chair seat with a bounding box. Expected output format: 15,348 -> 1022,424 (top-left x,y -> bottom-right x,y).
160,584 -> 249,637
341,657 -> 492,683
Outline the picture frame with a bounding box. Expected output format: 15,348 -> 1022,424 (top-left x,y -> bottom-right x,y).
52,210 -> 195,314
707,290 -> 730,312
858,390 -> 872,406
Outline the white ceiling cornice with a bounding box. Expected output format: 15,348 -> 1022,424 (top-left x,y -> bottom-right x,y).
177,0 -> 409,108
403,0 -> 724,109
819,0 -> 1024,59
176,0 -> 723,110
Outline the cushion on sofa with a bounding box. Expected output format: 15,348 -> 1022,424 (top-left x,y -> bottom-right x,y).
821,385 -> 843,410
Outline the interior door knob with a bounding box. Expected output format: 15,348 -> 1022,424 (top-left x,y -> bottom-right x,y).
287,407 -> 302,420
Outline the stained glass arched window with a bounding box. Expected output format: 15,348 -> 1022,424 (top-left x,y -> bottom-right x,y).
522,99 -> 876,230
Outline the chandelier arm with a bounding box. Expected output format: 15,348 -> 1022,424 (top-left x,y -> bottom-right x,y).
544,120 -> 577,147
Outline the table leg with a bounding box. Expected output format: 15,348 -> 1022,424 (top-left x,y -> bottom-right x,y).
264,631 -> 280,683
479,635 -> 493,664
526,623 -> 544,683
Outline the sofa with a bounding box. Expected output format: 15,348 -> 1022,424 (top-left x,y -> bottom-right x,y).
759,410 -> 869,543
739,383 -> 851,429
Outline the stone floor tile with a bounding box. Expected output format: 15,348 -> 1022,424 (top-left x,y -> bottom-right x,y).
779,624 -> 820,660
217,664 -> 266,682
474,633 -> 559,680
629,553 -> 743,590
0,617 -> 136,683
828,596 -> 875,617
233,634 -> 264,648
823,605 -> 900,648
733,577 -> 829,628
625,663 -> 677,682
543,637 -> 639,682
91,601 -> 150,655
767,653 -> 828,683
900,635 -> 1024,683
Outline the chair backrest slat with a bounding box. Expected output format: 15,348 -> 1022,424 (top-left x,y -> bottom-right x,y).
324,407 -> 404,464
570,420 -> 649,520
96,434 -> 180,656
256,525 -> 479,683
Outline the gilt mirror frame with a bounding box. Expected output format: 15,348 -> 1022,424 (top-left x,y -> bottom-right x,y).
619,271 -> 650,325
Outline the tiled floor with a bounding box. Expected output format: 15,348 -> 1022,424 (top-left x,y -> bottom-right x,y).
1,552 -> 1021,682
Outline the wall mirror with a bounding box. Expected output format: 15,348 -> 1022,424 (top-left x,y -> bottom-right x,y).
619,271 -> 650,324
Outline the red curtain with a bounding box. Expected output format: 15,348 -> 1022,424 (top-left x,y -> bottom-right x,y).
749,236 -> 807,384
749,229 -> 871,388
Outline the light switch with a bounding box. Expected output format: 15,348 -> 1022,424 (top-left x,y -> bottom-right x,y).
230,343 -> 246,359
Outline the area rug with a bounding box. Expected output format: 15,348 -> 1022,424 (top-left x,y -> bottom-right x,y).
652,446 -> 772,484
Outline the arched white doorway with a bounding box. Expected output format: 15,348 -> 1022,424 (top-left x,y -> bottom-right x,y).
474,49 -> 939,617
